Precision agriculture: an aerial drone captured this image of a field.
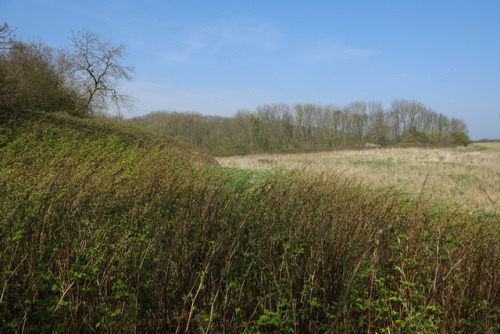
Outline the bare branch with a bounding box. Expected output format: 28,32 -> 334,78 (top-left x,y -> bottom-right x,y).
0,22 -> 16,50
69,28 -> 134,116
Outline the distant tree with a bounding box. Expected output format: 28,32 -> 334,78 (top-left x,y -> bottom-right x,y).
345,101 -> 368,142
249,114 -> 264,149
367,101 -> 389,144
69,29 -> 134,116
450,132 -> 471,146
256,103 -> 294,149
449,117 -> 468,135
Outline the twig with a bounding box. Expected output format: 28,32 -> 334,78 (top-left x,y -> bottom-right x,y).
52,281 -> 76,313
204,283 -> 221,334
433,228 -> 440,296
185,263 -> 210,334
479,185 -> 497,217
443,258 -> 464,282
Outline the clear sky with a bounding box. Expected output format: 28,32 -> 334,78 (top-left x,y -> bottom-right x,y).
2,0 -> 499,139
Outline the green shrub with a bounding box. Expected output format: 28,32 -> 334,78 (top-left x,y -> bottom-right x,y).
451,132 -> 472,147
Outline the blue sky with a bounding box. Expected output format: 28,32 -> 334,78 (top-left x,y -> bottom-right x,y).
2,0 -> 499,139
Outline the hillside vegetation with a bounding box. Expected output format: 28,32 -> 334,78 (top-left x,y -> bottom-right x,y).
0,110 -> 498,332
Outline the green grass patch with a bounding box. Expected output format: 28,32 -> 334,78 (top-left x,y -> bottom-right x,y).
453,145 -> 488,152
352,157 -> 395,169
205,165 -> 272,189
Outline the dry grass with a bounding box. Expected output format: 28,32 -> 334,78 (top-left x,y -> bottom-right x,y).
217,143 -> 500,212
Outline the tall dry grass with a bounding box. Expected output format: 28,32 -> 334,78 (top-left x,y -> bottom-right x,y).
217,144 -> 500,213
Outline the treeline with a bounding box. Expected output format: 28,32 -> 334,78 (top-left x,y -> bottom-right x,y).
475,138 -> 500,143
130,100 -> 471,156
0,23 -> 133,117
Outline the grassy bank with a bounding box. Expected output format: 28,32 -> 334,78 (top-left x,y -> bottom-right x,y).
0,111 -> 498,332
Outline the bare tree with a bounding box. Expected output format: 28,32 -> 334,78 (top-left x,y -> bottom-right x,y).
70,28 -> 134,116
0,22 -> 16,50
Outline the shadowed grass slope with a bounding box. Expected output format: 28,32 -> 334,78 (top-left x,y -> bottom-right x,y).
0,110 -> 498,333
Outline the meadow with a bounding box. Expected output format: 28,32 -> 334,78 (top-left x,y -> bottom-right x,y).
0,111 -> 498,332
217,143 -> 500,213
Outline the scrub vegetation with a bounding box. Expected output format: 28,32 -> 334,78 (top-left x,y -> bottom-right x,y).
1,110 -> 498,333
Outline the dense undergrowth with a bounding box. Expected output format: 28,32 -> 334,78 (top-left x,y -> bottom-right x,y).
0,110 -> 498,332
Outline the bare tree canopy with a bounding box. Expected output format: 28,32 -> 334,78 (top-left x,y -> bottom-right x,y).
70,28 -> 134,116
0,22 -> 16,50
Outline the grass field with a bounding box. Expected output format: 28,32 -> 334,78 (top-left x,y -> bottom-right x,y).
217,143 -> 500,213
